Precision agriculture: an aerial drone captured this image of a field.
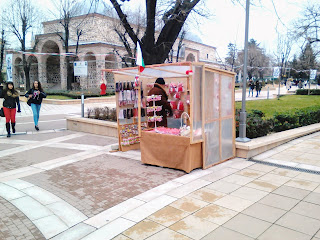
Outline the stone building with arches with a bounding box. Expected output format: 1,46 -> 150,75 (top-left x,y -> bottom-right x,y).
9,13 -> 218,91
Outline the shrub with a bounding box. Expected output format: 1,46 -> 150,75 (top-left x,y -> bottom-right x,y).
87,106 -> 117,122
273,113 -> 299,132
296,89 -> 320,95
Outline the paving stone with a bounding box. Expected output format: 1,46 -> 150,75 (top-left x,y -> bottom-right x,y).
145,228 -> 191,240
235,168 -> 266,179
304,192 -> 320,206
230,186 -> 269,202
201,226 -> 254,240
223,213 -> 272,238
170,196 -> 209,213
242,203 -> 286,223
257,224 -> 311,240
272,185 -> 311,200
62,134 -> 117,146
169,215 -> 219,240
193,204 -> 238,225
187,188 -> 225,203
285,179 -> 319,191
3,179 -> 34,190
21,186 -> 61,205
123,219 -> 165,240
0,183 -> 26,201
222,174 -> 254,185
33,215 -> 68,239
258,193 -> 299,211
214,195 -> 254,212
291,201 -> 320,221
147,206 -> 189,227
246,179 -> 279,192
276,211 -> 320,236
206,180 -> 241,194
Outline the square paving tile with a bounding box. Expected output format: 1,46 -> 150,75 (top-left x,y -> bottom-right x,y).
316,229 -> 320,238
246,179 -> 279,192
201,226 -> 254,240
62,134 -> 118,146
112,235 -> 132,240
295,172 -> 320,184
170,196 -> 209,213
145,228 -> 191,240
285,179 -> 319,191
235,168 -> 266,179
257,224 -> 311,240
123,219 -> 165,240
271,168 -> 300,178
147,206 -> 189,227
276,211 -> 320,236
291,201 -> 320,220
272,185 -> 310,200
187,188 -> 225,203
214,195 -> 254,212
222,174 -> 254,185
206,180 -> 241,194
223,213 -> 272,238
231,186 -> 269,202
193,204 -> 238,225
242,203 -> 286,223
258,193 -> 299,211
169,215 -> 218,240
258,173 -> 291,185
304,192 -> 320,206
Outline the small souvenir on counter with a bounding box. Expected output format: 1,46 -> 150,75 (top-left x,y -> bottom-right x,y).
155,105 -> 162,112
170,101 -> 177,110
173,110 -> 182,119
118,109 -> 124,119
134,75 -> 140,87
177,82 -> 184,92
155,116 -> 163,122
116,82 -> 120,92
177,101 -> 184,111
174,92 -> 181,100
147,107 -> 154,113
169,82 -> 177,94
148,116 -> 155,122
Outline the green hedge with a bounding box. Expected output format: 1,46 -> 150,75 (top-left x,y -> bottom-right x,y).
236,108 -> 320,138
45,89 -> 114,99
296,89 -> 320,95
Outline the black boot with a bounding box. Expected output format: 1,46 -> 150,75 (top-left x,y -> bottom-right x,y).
11,122 -> 16,133
6,123 -> 11,137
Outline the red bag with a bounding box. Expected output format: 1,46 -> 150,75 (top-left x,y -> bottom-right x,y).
170,101 -> 177,110
177,101 -> 184,111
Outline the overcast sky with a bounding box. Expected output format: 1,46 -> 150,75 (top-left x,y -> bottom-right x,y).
1,0 -> 318,61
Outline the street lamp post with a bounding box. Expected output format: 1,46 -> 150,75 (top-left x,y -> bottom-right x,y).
236,0 -> 251,143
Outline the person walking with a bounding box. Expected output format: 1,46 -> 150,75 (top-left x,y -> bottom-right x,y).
25,81 -> 46,131
248,79 -> 254,97
0,82 -> 20,137
255,80 -> 260,97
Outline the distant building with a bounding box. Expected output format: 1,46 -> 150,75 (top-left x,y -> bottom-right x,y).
10,13 -> 218,90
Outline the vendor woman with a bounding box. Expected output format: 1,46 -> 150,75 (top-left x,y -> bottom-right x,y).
147,78 -> 172,127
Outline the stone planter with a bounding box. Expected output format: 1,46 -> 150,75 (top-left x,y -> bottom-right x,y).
66,116 -> 118,138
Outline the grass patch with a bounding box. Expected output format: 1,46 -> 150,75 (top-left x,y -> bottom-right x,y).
236,95 -> 320,118
46,95 -> 73,100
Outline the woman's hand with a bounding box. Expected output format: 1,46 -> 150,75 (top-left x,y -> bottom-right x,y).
28,94 -> 32,99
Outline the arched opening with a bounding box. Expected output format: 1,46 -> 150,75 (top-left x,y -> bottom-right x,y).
84,52 -> 96,89
27,55 -> 38,84
14,57 -> 24,88
105,54 -> 117,92
186,53 -> 195,62
41,40 -> 60,88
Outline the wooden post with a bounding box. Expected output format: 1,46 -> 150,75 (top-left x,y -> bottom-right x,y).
137,69 -> 142,138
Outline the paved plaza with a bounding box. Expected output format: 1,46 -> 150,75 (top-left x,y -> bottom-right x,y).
0,94 -> 320,240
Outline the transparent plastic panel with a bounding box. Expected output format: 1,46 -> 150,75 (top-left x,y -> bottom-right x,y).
204,71 -> 220,121
221,118 -> 234,160
191,65 -> 203,142
204,121 -> 220,167
221,75 -> 233,117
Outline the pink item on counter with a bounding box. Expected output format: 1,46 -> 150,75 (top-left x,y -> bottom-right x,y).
153,127 -> 180,136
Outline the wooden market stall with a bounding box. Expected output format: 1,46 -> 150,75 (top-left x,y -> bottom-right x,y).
102,62 -> 236,173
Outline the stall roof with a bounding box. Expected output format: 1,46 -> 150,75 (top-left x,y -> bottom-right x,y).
102,62 -> 193,78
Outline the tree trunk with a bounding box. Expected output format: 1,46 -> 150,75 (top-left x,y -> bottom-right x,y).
65,22 -> 72,90
0,30 -> 5,83
22,21 -> 30,90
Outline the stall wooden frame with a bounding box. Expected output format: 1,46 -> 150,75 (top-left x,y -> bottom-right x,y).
102,62 -> 236,172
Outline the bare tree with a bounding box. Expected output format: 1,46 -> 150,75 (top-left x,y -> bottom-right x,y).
3,0 -> 41,90
274,32 -> 292,82
0,28 -> 6,84
109,0 -> 203,65
49,0 -> 99,90
295,3 -> 320,45
225,42 -> 238,71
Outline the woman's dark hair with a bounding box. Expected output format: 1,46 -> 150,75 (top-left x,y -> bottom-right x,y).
32,80 -> 44,92
5,81 -> 18,94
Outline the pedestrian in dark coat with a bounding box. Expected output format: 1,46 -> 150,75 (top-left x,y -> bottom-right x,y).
25,81 -> 46,131
255,80 -> 260,97
147,78 -> 172,128
0,82 -> 20,137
